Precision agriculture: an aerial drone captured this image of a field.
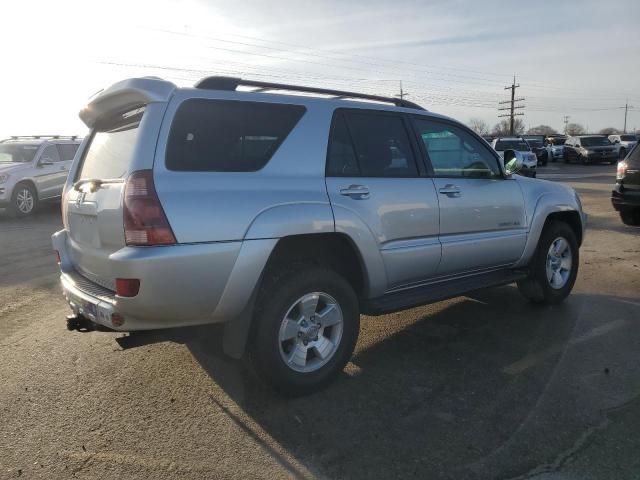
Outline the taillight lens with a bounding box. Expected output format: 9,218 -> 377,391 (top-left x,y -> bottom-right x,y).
617,161 -> 627,181
123,170 -> 176,246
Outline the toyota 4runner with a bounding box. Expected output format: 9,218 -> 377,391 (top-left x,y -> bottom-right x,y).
52,77 -> 587,395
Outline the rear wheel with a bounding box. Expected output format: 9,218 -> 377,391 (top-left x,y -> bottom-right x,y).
8,183 -> 37,217
620,209 -> 640,226
517,221 -> 579,305
252,265 -> 360,396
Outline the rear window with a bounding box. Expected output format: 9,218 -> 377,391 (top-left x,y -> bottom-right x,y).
166,99 -> 305,172
77,107 -> 144,180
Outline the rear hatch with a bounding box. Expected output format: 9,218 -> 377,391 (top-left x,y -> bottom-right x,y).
64,78 -> 175,290
621,144 -> 640,190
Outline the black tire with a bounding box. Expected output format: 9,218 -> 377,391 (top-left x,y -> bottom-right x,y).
620,209 -> 640,226
619,148 -> 627,160
252,265 -> 360,396
579,154 -> 589,165
517,221 -> 579,305
7,182 -> 38,217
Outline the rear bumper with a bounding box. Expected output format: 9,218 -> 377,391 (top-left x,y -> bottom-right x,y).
612,185 -> 640,211
52,229 -> 276,331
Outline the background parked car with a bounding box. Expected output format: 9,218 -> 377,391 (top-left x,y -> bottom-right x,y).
490,137 -> 538,177
608,134 -> 638,160
612,143 -> 640,226
563,135 -> 617,165
0,135 -> 81,216
545,135 -> 567,162
522,134 -> 548,166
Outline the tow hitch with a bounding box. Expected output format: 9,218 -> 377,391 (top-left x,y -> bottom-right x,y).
66,314 -> 113,332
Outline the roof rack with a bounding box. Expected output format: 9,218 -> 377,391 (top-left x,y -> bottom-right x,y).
7,135 -> 80,141
194,76 -> 426,110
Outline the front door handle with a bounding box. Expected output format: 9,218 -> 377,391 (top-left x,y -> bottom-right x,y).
340,185 -> 370,199
438,184 -> 461,197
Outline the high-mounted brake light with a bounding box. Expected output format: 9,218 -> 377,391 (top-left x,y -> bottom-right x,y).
123,170 -> 176,246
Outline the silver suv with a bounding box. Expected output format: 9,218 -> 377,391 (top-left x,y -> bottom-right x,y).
0,136 -> 81,216
52,77 -> 586,395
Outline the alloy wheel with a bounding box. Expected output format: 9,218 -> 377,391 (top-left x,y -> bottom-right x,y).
278,292 -> 344,373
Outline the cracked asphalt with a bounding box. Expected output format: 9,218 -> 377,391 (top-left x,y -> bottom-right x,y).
1,162 -> 639,479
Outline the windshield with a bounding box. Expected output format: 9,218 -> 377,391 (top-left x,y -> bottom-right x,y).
0,144 -> 40,163
550,138 -> 566,145
581,136 -> 611,147
495,140 -> 530,151
620,135 -> 637,142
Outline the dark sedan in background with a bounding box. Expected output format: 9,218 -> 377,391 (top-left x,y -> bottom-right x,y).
564,135 -> 618,164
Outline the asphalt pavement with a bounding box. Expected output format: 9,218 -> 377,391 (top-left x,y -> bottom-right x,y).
1,162 -> 638,480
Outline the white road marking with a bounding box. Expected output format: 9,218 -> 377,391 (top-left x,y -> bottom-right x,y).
503,319 -> 626,375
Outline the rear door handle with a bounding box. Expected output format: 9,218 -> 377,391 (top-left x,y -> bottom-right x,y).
340,185 -> 370,199
438,184 -> 461,197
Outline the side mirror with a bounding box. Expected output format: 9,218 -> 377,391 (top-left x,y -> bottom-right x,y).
614,139 -> 620,144
38,158 -> 54,166
503,150 -> 524,175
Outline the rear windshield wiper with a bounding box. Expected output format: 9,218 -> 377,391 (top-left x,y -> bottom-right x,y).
73,179 -> 104,192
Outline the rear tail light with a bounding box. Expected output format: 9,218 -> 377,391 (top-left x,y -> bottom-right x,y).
617,161 -> 628,180
115,278 -> 140,297
123,170 -> 176,246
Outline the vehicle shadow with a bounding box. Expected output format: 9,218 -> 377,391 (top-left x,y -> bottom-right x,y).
118,288 -> 638,479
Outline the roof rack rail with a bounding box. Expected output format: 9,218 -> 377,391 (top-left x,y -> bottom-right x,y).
7,135 -> 80,141
194,76 -> 426,110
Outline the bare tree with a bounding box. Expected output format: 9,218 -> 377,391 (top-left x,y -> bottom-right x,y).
598,127 -> 620,135
526,125 -> 557,136
468,117 -> 490,136
565,123 -> 586,136
492,118 -> 525,136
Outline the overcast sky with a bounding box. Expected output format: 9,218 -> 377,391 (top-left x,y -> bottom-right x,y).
2,0 -> 639,138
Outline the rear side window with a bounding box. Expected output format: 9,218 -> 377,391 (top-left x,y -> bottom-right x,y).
326,110 -> 418,177
77,107 -> 144,180
57,144 -> 79,161
166,99 -> 305,172
626,144 -> 640,167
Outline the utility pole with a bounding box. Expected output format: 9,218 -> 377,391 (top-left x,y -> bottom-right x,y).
498,76 -> 524,135
623,99 -> 634,133
395,80 -> 408,100
563,115 -> 570,134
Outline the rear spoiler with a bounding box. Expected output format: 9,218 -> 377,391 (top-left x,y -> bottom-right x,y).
79,77 -> 176,128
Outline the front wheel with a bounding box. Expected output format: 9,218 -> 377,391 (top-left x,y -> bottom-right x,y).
8,183 -> 38,217
252,265 -> 360,396
517,221 -> 579,305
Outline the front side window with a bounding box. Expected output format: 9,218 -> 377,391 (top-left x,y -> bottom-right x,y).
326,110 -> 418,177
40,145 -> 61,163
166,99 -> 305,172
413,118 -> 501,178
57,144 -> 79,161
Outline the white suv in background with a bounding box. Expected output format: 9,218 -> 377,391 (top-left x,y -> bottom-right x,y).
0,136 -> 81,216
608,134 -> 638,160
